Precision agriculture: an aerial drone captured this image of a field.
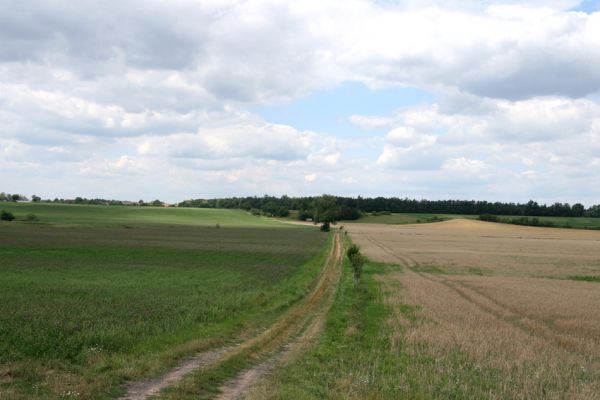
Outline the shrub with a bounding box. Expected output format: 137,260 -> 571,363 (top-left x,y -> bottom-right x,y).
1,210 -> 15,221
346,244 -> 365,284
25,213 -> 39,221
347,244 -> 360,259
320,221 -> 330,232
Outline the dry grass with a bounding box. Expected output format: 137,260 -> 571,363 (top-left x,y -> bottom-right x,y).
347,219 -> 600,278
347,219 -> 600,399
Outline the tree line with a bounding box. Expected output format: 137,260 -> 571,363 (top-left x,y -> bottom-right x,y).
178,195 -> 361,220
0,193 -> 165,207
0,192 -> 31,202
178,196 -> 600,219
4,191 -> 600,219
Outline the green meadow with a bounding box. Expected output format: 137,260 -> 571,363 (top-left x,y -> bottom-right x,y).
0,202 -> 281,227
0,204 -> 327,399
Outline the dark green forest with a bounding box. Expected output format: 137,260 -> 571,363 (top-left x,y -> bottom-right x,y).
178,195 -> 600,220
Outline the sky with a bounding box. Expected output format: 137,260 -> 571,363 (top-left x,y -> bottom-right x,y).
1,0 -> 600,204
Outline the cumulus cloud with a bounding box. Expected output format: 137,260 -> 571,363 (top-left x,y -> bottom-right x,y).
2,0 -> 600,202
385,127 -> 437,148
2,1 -> 599,106
304,173 -> 317,183
358,96 -> 600,145
377,127 -> 442,170
390,0 -> 583,11
137,123 -> 316,161
442,157 -> 490,174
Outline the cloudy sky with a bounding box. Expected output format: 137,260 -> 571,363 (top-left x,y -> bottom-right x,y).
2,0 -> 600,203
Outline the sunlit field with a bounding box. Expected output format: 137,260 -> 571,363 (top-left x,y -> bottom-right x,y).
3,204 -> 600,399
0,203 -> 283,227
0,204 -> 327,399
249,220 -> 600,399
352,212 -> 600,229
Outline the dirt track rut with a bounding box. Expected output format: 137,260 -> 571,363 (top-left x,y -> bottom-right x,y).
119,232 -> 343,400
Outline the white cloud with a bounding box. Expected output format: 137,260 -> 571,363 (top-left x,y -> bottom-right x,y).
390,1 -> 583,11
136,123 -> 316,161
2,1 -> 600,203
2,1 -> 599,106
363,96 -> 600,145
304,173 -> 317,183
442,157 -> 490,174
385,127 -> 437,148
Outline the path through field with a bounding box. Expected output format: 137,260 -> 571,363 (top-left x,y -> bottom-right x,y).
346,219 -> 600,398
120,232 -> 343,400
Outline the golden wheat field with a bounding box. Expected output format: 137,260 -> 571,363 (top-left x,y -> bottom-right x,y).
346,219 -> 600,399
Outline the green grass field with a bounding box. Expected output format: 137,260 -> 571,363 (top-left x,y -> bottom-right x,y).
0,204 -> 328,399
0,203 -> 281,227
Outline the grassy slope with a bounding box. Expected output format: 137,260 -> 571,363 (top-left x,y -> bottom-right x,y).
348,212 -> 600,229
0,203 -> 281,227
0,204 -> 327,399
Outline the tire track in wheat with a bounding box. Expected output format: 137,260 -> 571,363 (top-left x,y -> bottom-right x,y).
362,230 -> 596,356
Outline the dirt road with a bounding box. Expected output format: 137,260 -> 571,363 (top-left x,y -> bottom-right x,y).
119,232 -> 343,400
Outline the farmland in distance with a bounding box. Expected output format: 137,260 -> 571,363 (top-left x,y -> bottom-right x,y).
352,211 -> 600,229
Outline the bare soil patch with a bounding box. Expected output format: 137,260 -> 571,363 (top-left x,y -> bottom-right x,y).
120,347 -> 232,400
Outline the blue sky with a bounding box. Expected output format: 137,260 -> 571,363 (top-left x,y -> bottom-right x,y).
254,82 -> 433,137
571,0 -> 600,12
1,0 -> 600,204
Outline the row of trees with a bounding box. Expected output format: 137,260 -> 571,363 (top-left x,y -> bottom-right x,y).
179,195 -> 361,221
0,193 -> 165,207
5,191 -> 600,219
179,195 -> 600,219
479,214 -> 556,227
64,197 -> 165,207
0,193 -> 30,202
